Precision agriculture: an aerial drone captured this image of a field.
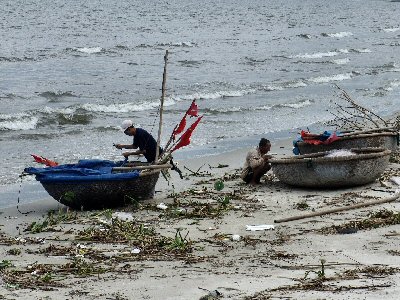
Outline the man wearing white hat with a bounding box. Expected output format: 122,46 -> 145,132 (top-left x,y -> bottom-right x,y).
114,120 -> 162,163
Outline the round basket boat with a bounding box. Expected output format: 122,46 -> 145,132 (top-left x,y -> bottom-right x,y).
270,148 -> 391,188
297,131 -> 399,155
41,170 -> 160,210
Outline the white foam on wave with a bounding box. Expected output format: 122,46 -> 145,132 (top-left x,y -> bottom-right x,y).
41,106 -> 76,115
309,73 -> 353,83
254,105 -> 273,111
74,47 -> 103,54
208,106 -> 243,113
291,51 -> 339,59
383,28 -> 400,33
279,99 -> 313,109
263,85 -> 284,91
332,58 -> 350,65
0,116 -> 38,130
285,81 -> 307,88
351,48 -> 372,53
81,98 -> 176,113
385,80 -> 400,91
326,32 -> 353,38
169,89 -> 255,101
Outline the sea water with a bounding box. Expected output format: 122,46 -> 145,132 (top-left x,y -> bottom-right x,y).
1,0 -> 399,207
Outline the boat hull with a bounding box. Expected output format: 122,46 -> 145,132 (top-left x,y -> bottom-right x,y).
41,170 -> 160,210
271,148 -> 390,188
297,132 -> 399,155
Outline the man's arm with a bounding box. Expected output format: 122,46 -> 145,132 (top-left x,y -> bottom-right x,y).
122,149 -> 146,158
248,150 -> 270,169
114,144 -> 138,150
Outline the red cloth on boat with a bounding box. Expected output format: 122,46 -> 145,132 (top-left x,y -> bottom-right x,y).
300,130 -> 340,145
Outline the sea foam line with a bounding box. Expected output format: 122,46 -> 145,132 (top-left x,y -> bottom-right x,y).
383,28 -> 400,33
324,32 -> 353,38
291,51 -> 339,59
0,116 -> 38,131
74,47 -> 103,54
308,73 -> 353,83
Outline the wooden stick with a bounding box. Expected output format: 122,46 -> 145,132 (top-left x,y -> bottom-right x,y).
112,164 -> 172,171
274,191 -> 400,223
156,50 -> 168,161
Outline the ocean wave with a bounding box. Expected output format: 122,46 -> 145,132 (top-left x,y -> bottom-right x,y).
308,73 -> 353,83
0,116 -> 38,131
322,32 -> 353,38
204,106 -> 243,114
81,98 -> 176,113
297,34 -> 312,39
384,80 -> 400,91
0,56 -> 35,62
332,58 -> 350,65
169,89 -> 255,101
38,91 -> 77,101
158,41 -> 197,48
349,48 -> 372,53
283,81 -> 307,88
73,47 -> 103,54
262,85 -> 284,91
383,27 -> 400,32
275,99 -> 314,109
291,51 -> 339,59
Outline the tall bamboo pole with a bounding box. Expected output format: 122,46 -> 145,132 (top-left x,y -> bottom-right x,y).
155,50 -> 168,162
274,190 -> 400,223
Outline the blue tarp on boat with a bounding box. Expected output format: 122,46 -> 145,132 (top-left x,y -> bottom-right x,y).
24,159 -> 140,183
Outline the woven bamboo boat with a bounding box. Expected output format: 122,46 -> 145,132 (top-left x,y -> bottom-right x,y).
270,148 -> 391,188
296,130 -> 399,155
24,160 -> 170,210
41,169 -> 161,210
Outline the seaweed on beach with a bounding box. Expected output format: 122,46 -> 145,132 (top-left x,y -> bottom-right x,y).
245,263 -> 397,299
320,209 -> 400,234
340,265 -> 400,279
75,218 -> 193,259
24,208 -> 79,233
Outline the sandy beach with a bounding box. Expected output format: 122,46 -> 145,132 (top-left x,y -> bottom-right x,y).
1,138 -> 400,300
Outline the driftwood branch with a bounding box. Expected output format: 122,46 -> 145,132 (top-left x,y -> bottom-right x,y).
326,85 -> 392,131
274,191 -> 400,223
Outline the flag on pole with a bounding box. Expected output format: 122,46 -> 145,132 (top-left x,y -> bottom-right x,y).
172,100 -> 198,138
172,115 -> 187,138
186,100 -> 198,117
31,154 -> 58,167
171,116 -> 203,152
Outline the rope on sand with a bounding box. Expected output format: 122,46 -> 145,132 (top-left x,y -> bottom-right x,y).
17,172 -> 34,215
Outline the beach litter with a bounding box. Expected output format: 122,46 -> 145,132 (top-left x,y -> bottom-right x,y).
157,203 -> 168,210
112,212 -> 134,222
246,224 -> 275,231
131,248 -> 141,254
231,234 -> 241,241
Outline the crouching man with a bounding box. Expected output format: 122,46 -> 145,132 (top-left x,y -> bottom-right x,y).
241,138 -> 272,184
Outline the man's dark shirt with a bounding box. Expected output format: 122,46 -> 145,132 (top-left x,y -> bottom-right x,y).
133,128 -> 162,162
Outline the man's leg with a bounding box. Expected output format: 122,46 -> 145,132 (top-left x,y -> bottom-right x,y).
250,163 -> 271,184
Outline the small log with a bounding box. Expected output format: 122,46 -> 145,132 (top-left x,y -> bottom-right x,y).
112,164 -> 172,171
274,190 -> 400,223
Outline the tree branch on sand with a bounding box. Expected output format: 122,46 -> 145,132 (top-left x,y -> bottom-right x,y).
325,85 -> 395,131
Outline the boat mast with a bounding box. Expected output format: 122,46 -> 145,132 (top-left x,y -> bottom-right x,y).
155,50 -> 168,162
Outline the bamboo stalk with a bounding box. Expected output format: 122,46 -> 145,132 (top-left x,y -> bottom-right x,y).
274,190 -> 400,223
112,164 -> 172,171
155,50 -> 168,161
